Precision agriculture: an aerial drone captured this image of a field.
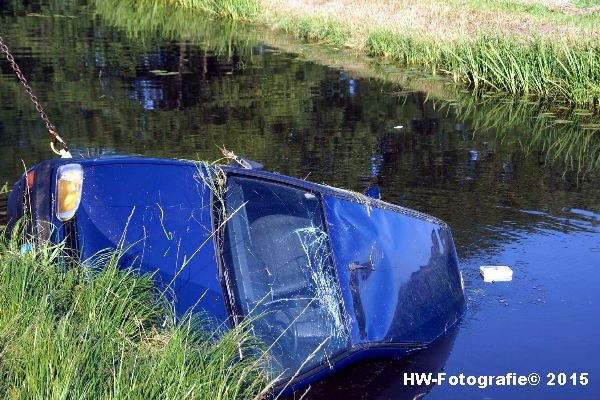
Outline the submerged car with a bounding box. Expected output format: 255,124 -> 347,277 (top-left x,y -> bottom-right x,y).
7,156 -> 465,393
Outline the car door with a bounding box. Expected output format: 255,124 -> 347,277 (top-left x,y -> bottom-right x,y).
323,193 -> 465,346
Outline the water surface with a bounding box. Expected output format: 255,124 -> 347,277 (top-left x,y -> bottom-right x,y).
1,1 -> 599,399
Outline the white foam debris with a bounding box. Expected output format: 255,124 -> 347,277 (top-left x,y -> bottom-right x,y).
480,266 -> 513,282
393,125 -> 404,129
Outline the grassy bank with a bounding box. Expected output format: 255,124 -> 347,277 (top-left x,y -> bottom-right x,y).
364,33 -> 600,105
172,0 -> 259,20
139,0 -> 600,107
0,225 -> 271,399
261,0 -> 600,106
90,0 -> 600,177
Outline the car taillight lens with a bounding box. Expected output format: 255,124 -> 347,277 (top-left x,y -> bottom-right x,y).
56,164 -> 83,221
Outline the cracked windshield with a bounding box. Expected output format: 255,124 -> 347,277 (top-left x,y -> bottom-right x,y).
222,176 -> 348,378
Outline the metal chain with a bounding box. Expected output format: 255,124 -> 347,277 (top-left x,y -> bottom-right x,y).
0,34 -> 69,154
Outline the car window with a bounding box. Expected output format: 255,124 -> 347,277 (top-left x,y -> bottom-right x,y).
221,175 -> 349,380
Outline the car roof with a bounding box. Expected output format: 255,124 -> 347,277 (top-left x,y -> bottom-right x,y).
36,155 -> 446,227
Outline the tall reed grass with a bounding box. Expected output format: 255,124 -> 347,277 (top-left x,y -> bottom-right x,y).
366,31 -> 600,106
174,0 -> 259,20
93,0 -> 259,59
0,224 -> 271,399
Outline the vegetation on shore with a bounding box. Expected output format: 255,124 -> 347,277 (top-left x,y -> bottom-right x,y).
263,0 -> 600,107
89,0 -> 600,177
364,33 -> 600,106
173,0 -> 259,20
138,0 -> 600,107
0,224 -> 271,399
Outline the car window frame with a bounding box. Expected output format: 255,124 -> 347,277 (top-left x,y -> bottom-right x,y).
215,169 -> 347,323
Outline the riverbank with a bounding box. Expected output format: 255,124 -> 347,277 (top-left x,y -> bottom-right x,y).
85,0 -> 600,177
0,225 -> 270,398
169,0 -> 600,107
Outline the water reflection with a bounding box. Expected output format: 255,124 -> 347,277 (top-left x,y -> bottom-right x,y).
0,197 -> 7,226
289,327 -> 459,400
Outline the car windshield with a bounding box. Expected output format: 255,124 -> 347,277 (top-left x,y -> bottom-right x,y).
221,175 -> 348,379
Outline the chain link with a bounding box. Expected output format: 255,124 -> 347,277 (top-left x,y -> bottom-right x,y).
0,34 -> 68,154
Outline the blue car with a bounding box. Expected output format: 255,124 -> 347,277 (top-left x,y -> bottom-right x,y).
7,156 -> 465,393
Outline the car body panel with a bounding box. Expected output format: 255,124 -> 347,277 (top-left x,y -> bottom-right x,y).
324,194 -> 464,346
75,162 -> 227,319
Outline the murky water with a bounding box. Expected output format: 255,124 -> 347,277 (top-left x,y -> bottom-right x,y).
1,1 -> 599,399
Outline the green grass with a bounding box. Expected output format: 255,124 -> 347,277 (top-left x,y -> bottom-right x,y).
439,0 -> 587,18
365,31 -> 600,106
441,0 -> 559,16
93,0 -> 260,59
0,224 -> 271,399
572,0 -> 600,8
267,15 -> 350,47
432,0 -> 600,24
174,0 -> 259,20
